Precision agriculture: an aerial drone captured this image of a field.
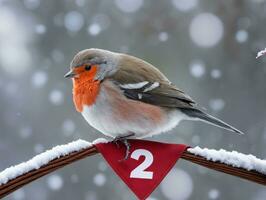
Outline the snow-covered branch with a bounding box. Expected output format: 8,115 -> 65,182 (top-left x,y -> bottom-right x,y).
0,139 -> 265,199
256,48 -> 266,58
188,147 -> 266,175
0,140 -> 91,186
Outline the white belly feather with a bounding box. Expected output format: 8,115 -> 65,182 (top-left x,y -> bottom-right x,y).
81,82 -> 187,138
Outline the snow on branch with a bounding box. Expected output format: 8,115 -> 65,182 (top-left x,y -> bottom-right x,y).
256,48 -> 266,58
0,139 -> 266,199
0,140 -> 92,186
188,147 -> 266,175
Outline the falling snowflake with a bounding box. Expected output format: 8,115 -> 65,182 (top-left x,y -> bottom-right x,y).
190,13 -> 224,48
210,69 -> 222,79
235,30 -> 248,43
161,168 -> 193,200
64,11 -> 84,32
209,99 -> 225,111
158,32 -> 169,42
47,174 -> 63,191
35,24 -> 46,34
87,23 -> 102,36
49,89 -> 64,105
189,61 -> 206,78
31,70 -> 48,88
93,173 -> 106,187
115,0 -> 143,13
208,189 -> 220,199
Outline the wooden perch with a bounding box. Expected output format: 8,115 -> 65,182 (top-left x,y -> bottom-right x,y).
0,143 -> 266,199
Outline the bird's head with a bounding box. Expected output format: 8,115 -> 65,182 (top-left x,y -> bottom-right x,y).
65,48 -> 119,84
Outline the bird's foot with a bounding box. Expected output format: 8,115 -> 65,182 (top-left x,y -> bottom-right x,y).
119,139 -> 131,161
112,133 -> 135,161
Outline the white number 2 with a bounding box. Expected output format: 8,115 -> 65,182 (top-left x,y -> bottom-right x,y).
130,149 -> 154,179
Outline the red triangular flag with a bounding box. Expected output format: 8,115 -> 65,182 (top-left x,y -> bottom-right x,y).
95,139 -> 188,200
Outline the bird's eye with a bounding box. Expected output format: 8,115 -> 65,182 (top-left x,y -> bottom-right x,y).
85,65 -> 91,71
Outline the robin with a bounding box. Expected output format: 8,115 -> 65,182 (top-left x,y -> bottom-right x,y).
65,48 -> 243,159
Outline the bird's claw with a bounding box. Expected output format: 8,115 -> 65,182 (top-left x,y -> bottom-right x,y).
112,133 -> 134,161
112,137 -> 121,148
119,140 -> 131,162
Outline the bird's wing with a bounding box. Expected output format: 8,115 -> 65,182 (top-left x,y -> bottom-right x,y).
109,54 -> 196,109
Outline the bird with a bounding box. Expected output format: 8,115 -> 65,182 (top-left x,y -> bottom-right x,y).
65,48 -> 243,158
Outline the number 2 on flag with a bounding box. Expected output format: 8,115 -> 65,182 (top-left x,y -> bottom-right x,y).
95,140 -> 188,200
130,149 -> 154,179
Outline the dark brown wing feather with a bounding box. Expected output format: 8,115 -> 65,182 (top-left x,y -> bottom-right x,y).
109,54 -> 195,109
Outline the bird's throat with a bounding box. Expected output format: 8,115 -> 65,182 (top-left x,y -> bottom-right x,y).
72,79 -> 100,112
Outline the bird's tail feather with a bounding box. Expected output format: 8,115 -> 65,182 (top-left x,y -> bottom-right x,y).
181,108 -> 244,135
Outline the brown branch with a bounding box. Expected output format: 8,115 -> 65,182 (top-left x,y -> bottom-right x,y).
0,145 -> 265,199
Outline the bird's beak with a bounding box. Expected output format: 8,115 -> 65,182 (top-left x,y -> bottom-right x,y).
64,69 -> 76,78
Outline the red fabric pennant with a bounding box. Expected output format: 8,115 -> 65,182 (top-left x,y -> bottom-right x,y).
95,140 -> 188,200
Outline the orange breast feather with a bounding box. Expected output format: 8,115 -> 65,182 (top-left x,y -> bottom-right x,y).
73,80 -> 100,112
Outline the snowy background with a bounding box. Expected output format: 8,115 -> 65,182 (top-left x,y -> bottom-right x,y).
0,0 -> 266,199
